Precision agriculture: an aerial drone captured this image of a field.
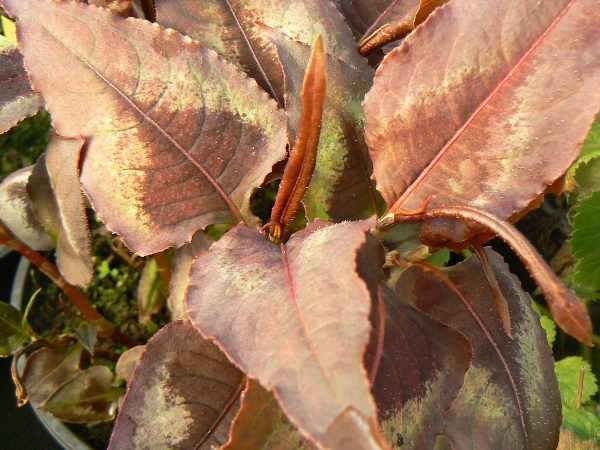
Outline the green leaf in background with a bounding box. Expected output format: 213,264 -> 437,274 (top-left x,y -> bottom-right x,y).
0,302 -> 30,356
567,115 -> 600,196
571,191 -> 600,300
540,316 -> 557,347
574,116 -> 600,169
427,248 -> 451,266
555,357 -> 600,442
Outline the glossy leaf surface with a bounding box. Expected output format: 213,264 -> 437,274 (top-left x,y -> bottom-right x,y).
22,344 -> 83,406
28,134 -> 92,286
110,320 -> 244,449
0,166 -> 52,251
364,0 -> 600,244
0,35 -> 41,134
265,26 -> 381,223
187,219 -> 386,448
2,0 -> 287,255
367,284 -> 471,449
397,249 -> 561,449
41,365 -> 123,423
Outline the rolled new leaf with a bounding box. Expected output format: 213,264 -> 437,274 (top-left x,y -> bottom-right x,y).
268,35 -> 326,242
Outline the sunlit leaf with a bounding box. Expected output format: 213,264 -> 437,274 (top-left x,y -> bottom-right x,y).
364,0 -> 600,246
397,249 -> 561,449
110,321 -> 244,449
28,133 -> 93,286
0,166 -> 52,250
41,365 -> 123,423
2,0 -> 287,255
0,34 -> 41,134
187,219 -> 387,448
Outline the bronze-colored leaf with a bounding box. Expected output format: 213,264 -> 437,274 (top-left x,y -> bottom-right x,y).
22,344 -> 83,406
2,0 -> 286,255
110,320 -> 244,450
268,35 -> 327,242
186,219 -> 387,448
167,231 -> 213,321
0,166 -> 52,251
366,284 -> 471,449
88,0 -> 133,16
397,248 -> 561,449
364,0 -> 600,245
224,380 -> 314,450
0,35 -> 41,134
115,344 -> 145,383
28,133 -> 93,286
263,25 -> 382,223
40,365 -> 123,423
335,0 -> 447,54
155,0 -> 357,106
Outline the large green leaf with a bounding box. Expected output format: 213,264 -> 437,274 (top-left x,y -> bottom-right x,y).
571,191 -> 600,300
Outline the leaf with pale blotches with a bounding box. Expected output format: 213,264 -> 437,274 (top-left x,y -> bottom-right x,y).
364,0 -> 600,246
0,166 -> 52,251
110,320 -> 244,450
224,380 -> 314,449
334,0 -> 447,54
27,134 -> 93,286
186,219 -> 387,448
155,0 -> 357,107
22,344 -> 83,406
365,284 -> 471,449
0,35 -> 41,134
167,231 -> 213,321
40,365 -> 123,423
264,26 -> 382,223
2,0 -> 286,255
396,248 -> 561,449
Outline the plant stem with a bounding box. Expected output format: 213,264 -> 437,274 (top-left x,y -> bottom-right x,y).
0,224 -> 138,346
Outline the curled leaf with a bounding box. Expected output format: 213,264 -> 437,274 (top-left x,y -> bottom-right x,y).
268,35 -> 327,242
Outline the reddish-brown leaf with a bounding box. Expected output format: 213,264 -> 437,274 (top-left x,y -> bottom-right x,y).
268,35 -> 327,242
334,0 -> 447,54
186,219 -> 387,448
88,0 -> 133,16
110,320 -> 244,449
0,166 -> 52,251
263,25 -> 381,222
224,380 -> 314,450
155,0 -> 357,107
397,249 -> 561,449
365,284 -> 471,449
2,0 -> 286,255
167,231 -> 213,320
364,0 -> 600,245
0,35 -> 41,134
28,134 -> 93,286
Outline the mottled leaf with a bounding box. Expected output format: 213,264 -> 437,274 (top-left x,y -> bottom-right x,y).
555,357 -> 600,442
0,302 -> 30,356
571,191 -> 600,299
167,231 -> 213,321
366,284 -> 471,449
397,249 -> 561,449
110,320 -> 244,450
41,365 -> 123,423
187,219 -> 387,448
334,0 -> 447,54
2,0 -> 287,255
136,258 -> 165,323
0,166 -> 52,250
22,344 -> 83,406
264,26 -> 381,222
224,380 -> 313,449
268,35 -> 327,242
115,345 -> 145,383
0,34 -> 41,134
364,0 -> 600,245
28,134 -> 93,286
155,0 -> 357,106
